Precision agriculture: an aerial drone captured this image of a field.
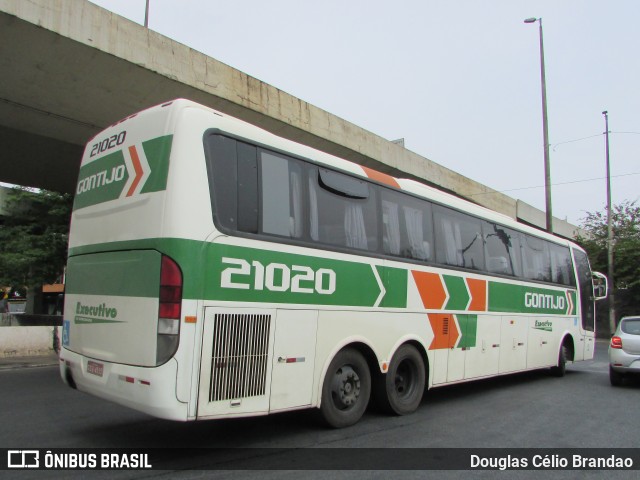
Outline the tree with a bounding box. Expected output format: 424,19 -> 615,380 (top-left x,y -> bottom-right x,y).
576,200 -> 640,327
0,186 -> 73,314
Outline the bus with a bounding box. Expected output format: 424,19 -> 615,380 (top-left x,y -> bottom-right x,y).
60,99 -> 607,428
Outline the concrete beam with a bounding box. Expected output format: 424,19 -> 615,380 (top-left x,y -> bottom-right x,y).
0,0 -> 575,236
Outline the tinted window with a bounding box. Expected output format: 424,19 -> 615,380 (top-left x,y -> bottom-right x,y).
310,169 -> 378,251
573,249 -> 594,332
434,206 -> 485,271
483,222 -> 522,276
205,134 -> 258,233
621,318 -> 640,335
522,234 -> 551,282
260,151 -> 303,238
381,189 -> 433,261
549,243 -> 575,286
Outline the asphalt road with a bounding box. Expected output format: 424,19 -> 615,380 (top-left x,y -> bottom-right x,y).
1,339 -> 638,479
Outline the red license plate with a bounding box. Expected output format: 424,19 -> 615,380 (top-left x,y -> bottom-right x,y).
87,360 -> 104,377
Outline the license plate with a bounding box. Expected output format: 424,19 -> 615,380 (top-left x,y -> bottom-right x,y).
87,360 -> 104,377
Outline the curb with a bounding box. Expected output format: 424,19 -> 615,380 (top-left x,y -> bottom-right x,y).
0,355 -> 59,371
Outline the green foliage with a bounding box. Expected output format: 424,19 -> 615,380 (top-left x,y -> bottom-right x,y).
0,186 -> 72,289
577,200 -> 640,317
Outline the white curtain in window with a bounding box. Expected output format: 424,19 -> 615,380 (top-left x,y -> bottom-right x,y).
345,204 -> 368,249
404,206 -> 428,260
382,200 -> 400,255
442,218 -> 463,266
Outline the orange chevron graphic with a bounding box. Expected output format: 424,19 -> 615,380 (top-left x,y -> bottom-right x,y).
361,166 -> 400,189
412,271 -> 447,309
127,145 -> 144,197
466,278 -> 487,311
427,314 -> 460,350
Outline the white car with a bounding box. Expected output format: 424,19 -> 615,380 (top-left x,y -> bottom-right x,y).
609,316 -> 640,386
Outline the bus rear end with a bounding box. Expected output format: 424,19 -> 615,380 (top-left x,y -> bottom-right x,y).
60,100 -> 207,421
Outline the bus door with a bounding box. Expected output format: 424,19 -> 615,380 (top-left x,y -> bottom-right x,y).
572,249 -> 596,360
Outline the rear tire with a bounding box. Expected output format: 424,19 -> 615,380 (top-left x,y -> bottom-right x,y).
377,344 -> 426,416
550,343 -> 569,377
609,366 -> 624,387
320,348 -> 371,428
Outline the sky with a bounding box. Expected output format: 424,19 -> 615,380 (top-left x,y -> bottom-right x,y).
88,0 -> 639,226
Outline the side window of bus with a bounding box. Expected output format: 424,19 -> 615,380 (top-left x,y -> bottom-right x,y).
483,222 -> 522,277
309,168 -> 378,251
205,134 -> 258,233
434,206 -> 485,271
521,234 -> 552,282
259,151 -> 303,239
549,243 -> 576,286
381,189 -> 433,261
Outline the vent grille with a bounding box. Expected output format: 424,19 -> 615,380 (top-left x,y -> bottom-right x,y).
208,313 -> 271,402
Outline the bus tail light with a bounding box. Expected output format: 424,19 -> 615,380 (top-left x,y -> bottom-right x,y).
157,255 -> 182,365
610,336 -> 623,349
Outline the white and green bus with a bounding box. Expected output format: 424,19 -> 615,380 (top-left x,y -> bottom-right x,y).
60,99 -> 606,428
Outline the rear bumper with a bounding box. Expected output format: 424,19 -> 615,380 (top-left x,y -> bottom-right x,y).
59,347 -> 189,421
609,348 -> 640,373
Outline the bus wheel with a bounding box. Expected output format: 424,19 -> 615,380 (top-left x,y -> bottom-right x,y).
550,343 -> 569,377
320,348 -> 371,428
379,344 -> 425,415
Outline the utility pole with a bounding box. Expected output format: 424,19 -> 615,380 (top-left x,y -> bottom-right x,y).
144,0 -> 150,28
603,111 -> 615,334
524,17 -> 553,233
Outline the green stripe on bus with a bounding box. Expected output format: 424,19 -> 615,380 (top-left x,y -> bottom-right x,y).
443,275 -> 469,311
140,135 -> 173,194
377,266 -> 408,308
68,238 -> 575,314
456,314 -> 478,349
207,244 -> 388,307
488,282 -> 569,315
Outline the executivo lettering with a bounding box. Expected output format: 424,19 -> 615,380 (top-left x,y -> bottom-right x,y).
74,302 -> 121,324
534,320 -> 553,332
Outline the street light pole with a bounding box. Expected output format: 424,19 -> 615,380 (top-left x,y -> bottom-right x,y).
603,110 -> 616,333
525,17 -> 553,233
144,0 -> 150,28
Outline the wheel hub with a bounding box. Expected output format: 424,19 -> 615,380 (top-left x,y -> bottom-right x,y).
331,365 -> 361,409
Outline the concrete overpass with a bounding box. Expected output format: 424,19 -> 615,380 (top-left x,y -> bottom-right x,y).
0,0 -> 580,238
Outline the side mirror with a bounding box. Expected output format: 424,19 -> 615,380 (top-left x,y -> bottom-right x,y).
592,272 -> 608,301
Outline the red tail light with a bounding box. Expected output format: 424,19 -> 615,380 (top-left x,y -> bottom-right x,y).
610,336 -> 623,349
159,255 -> 182,320
157,255 -> 183,365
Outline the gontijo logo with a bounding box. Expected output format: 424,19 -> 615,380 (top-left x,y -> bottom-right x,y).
73,135 -> 172,211
524,292 -> 565,311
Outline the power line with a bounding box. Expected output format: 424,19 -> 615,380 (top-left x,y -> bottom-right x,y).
551,131 -> 640,151
468,172 -> 640,197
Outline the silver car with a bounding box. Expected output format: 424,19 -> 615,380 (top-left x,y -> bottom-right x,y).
609,316 -> 640,386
